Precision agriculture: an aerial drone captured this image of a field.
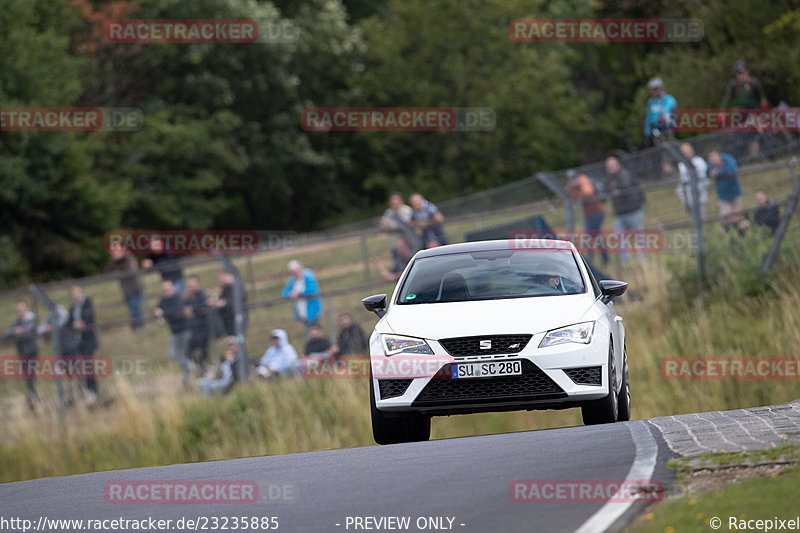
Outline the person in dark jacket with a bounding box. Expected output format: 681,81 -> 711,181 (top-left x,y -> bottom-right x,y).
210,270 -> 248,337
67,285 -> 99,402
105,247 -> 144,330
183,276 -> 210,372
336,313 -> 368,356
4,301 -> 39,410
154,280 -> 191,387
606,156 -> 646,263
304,325 -> 338,359
754,190 -> 781,234
141,236 -> 185,295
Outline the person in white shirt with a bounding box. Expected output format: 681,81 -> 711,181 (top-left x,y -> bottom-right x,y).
675,142 -> 710,218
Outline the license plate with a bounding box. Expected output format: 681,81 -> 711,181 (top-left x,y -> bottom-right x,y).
451,360 -> 522,379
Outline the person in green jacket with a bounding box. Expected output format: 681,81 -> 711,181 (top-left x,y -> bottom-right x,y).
720,60 -> 768,157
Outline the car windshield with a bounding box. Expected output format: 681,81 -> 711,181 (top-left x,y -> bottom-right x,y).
396,249 -> 585,304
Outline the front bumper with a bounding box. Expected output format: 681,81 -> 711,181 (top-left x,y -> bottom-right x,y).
371,332 -> 610,416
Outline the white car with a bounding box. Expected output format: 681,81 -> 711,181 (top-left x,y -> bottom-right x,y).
362,239 -> 630,444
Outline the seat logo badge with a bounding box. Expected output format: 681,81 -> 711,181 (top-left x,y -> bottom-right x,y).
480,340 -> 492,349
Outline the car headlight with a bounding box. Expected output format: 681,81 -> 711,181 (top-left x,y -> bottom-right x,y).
381,334 -> 433,356
539,322 -> 595,348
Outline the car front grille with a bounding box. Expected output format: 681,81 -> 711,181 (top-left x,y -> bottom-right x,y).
412,359 -> 565,406
439,334 -> 532,357
564,366 -> 602,385
378,379 -> 414,399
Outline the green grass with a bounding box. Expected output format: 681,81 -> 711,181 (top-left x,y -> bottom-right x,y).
627,458 -> 800,533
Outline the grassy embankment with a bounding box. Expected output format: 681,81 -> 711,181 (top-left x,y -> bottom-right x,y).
1,163 -> 799,483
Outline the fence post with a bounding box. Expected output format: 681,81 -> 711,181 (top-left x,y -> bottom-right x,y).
28,284 -> 65,426
661,141 -> 706,278
327,295 -> 336,345
360,233 -> 371,286
212,254 -> 249,383
536,172 -> 574,231
761,158 -> 800,276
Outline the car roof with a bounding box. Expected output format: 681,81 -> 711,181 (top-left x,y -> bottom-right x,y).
413,239 -> 577,259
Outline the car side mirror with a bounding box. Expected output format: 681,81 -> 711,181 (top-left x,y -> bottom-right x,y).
599,280 -> 628,304
362,294 -> 387,318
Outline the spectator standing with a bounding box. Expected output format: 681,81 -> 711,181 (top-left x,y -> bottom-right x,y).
38,303 -> 78,406
379,192 -> 421,252
256,329 -> 300,378
154,280 -> 192,387
336,313 -> 369,356
4,301 -> 39,411
643,77 -> 678,147
754,190 -> 781,234
676,143 -> 710,218
282,260 -> 322,338
105,247 -> 144,330
565,170 -> 608,265
707,150 -> 747,234
210,270 -> 248,337
141,236 -> 185,295
66,286 -> 99,404
370,238 -> 414,282
409,193 -> 448,248
197,337 -> 240,397
303,325 -> 338,359
183,275 -> 210,373
606,156 -> 646,263
720,61 -> 769,157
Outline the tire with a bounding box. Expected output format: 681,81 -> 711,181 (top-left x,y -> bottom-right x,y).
369,377 -> 430,444
617,347 -> 631,422
581,341 -> 619,425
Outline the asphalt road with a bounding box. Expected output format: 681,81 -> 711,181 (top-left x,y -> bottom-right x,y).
0,420 -> 670,533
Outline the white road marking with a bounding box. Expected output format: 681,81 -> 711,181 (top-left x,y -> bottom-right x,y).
574,420 -> 658,533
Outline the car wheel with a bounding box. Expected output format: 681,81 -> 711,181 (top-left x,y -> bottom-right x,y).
617,346 -> 631,422
581,340 -> 618,425
369,377 -> 430,444
404,414 -> 431,442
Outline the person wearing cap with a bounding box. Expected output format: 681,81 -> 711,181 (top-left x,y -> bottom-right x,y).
721,61 -> 768,112
565,170 -> 608,265
643,77 -> 678,145
720,61 -> 768,156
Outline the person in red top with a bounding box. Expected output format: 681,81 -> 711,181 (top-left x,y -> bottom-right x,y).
565,170 -> 608,265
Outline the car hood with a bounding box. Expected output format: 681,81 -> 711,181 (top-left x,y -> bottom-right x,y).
383,293 -> 596,340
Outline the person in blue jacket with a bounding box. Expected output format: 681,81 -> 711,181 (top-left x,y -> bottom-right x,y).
708,150 -> 747,234
643,77 -> 678,145
282,260 -> 322,338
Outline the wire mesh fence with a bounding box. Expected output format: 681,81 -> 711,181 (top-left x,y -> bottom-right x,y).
1,128 -> 799,421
